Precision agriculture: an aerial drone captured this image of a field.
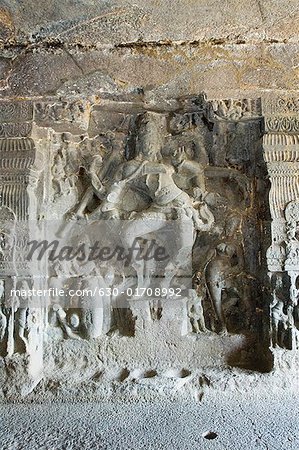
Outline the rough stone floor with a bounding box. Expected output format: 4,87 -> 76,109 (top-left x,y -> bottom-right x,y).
0,393 -> 298,450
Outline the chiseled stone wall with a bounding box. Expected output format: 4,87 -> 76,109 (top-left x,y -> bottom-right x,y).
0,0 -> 298,98
0,2 -> 298,401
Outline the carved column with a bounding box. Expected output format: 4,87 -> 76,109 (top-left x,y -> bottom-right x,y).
0,101 -> 35,222
0,101 -> 43,381
263,96 -> 299,349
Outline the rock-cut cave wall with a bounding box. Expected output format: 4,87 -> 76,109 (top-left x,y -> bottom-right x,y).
0,1 -> 299,401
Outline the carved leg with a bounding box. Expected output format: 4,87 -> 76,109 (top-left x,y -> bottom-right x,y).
190,318 -> 198,333
207,283 -> 226,331
76,187 -> 94,217
198,315 -> 207,332
18,307 -> 29,352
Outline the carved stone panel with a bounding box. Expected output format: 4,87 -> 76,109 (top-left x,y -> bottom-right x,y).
0,94 -> 270,398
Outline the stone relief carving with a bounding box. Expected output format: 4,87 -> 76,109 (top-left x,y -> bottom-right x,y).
51,134 -> 78,201
187,288 -> 207,333
263,96 -> 299,115
207,98 -> 261,122
266,117 -> 299,133
0,95 -> 272,395
34,100 -> 90,132
205,243 -> 243,333
263,96 -> 299,349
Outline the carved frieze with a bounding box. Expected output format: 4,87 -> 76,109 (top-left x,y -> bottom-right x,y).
0,101 -> 33,123
265,117 -> 299,134
34,100 -> 90,132
262,97 -> 299,115
0,101 -> 33,138
0,122 -> 32,138
207,98 -> 262,122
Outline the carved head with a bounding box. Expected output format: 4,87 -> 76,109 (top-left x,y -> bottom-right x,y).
136,112 -> 167,160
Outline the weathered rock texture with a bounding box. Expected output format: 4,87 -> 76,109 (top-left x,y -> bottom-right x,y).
0,1 -> 298,402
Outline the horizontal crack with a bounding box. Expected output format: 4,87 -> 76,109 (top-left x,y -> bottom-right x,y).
116,38 -> 242,48
0,40 -> 98,53
0,37 -> 293,55
115,37 -> 291,49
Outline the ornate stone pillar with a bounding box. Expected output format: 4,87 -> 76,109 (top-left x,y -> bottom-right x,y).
0,101 -> 35,221
263,96 -> 299,349
0,101 -> 43,387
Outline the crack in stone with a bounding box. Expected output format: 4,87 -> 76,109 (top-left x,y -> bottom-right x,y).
114,37 -> 294,49
0,36 -> 293,57
63,47 -> 85,75
256,0 -> 266,23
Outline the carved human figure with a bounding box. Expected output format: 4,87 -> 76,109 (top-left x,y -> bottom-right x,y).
0,206 -> 17,273
81,266 -> 136,337
171,145 -> 206,195
97,114 -> 214,290
51,134 -> 79,202
187,289 -> 207,333
171,144 -> 250,218
52,153 -> 67,198
4,280 -> 38,355
268,273 -> 299,349
287,305 -> 299,350
70,136 -> 125,221
74,153 -> 106,218
209,99 -> 252,121
0,229 -> 15,262
270,275 -> 289,348
102,147 -> 213,227
270,299 -> 288,348
80,274 -> 108,339
26,308 -> 42,355
17,281 -> 31,352
205,243 -> 241,332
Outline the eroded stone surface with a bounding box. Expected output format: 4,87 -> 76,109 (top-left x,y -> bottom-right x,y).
0,2 -> 298,402
1,0 -> 299,45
